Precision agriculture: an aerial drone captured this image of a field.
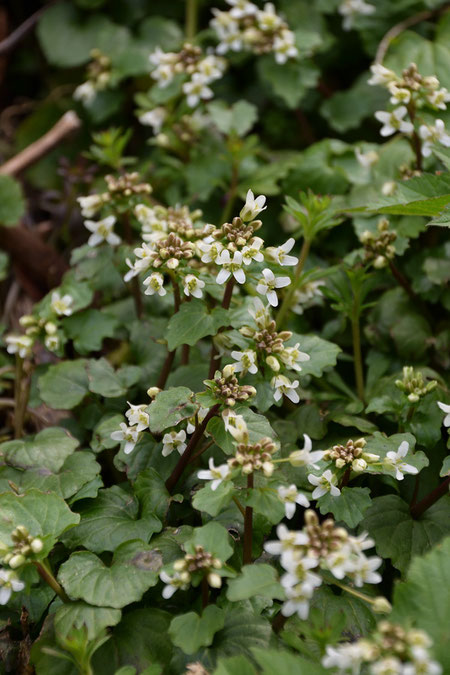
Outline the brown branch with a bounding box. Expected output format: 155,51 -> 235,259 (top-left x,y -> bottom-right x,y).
0,3 -> 58,56
0,110 -> 81,176
410,477 -> 450,519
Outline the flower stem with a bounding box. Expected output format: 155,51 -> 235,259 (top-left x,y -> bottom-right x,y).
34,560 -> 69,602
410,476 -> 450,519
351,315 -> 365,403
185,0 -> 198,41
232,495 -> 246,518
331,578 -> 378,606
276,238 -> 311,329
208,278 -> 235,378
165,404 -> 220,492
243,473 -> 254,564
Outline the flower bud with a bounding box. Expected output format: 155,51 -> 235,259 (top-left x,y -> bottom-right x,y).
335,458 -> 346,469
222,364 -> 235,379
173,559 -> 187,572
9,554 -> 26,569
362,452 -> 380,463
352,458 -> 367,472
147,387 -> 161,398
373,597 -> 392,614
207,573 -> 222,588
373,255 -> 387,269
266,355 -> 280,372
14,526 -> 29,537
30,538 -> 44,554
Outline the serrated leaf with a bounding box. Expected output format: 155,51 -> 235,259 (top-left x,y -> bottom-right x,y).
59,540 -> 161,609
366,173 -> 450,217
166,304 -> 229,351
440,456 -> 450,477
54,602 -> 121,641
61,486 -> 162,553
0,175 -> 26,226
38,360 -> 88,409
363,494 -> 450,573
226,564 -> 285,602
147,386 -> 198,434
169,606 -> 225,654
318,487 -> 372,528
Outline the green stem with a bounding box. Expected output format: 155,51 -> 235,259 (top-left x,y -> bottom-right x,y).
185,0 -> 198,41
243,473 -> 254,564
34,560 -> 69,602
232,495 -> 246,518
276,238 -> 311,328
351,315 -> 365,403
331,578 -> 379,606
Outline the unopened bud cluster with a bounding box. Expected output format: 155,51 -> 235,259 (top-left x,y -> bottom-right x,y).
395,366 -> 437,403
323,621 -> 442,674
73,48 -> 111,104
206,367 -> 256,407
323,437 -> 377,472
360,218 -> 396,269
228,437 -> 277,476
0,525 -> 44,569
160,546 -> 223,598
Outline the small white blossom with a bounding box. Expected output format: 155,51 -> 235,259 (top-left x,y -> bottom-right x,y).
419,119 -> 450,157
374,106 -> 414,137
277,485 -> 310,519
437,400 -> 450,427
264,523 -> 309,556
0,569 -> 25,605
198,240 -> 224,264
230,349 -> 258,375
384,440 -> 418,480
388,84 -> 411,105
183,73 -> 214,107
257,3 -> 283,32
143,272 -> 166,297
322,643 -> 367,672
427,87 -> 450,110
183,274 -> 205,298
73,81 -> 97,104
5,335 -> 34,359
256,268 -> 291,307
197,457 -> 231,490
196,54 -> 226,82
216,250 -> 246,284
352,555 -> 382,586
355,147 -> 379,168
368,64 -> 397,87
308,469 -> 340,499
240,189 -> 267,222
403,655 -> 442,675
248,297 -> 271,328
50,291 -> 73,317
271,374 -> 300,404
273,29 -> 298,64
222,409 -> 249,442
77,194 -> 104,218
289,434 -> 325,469
266,238 -> 298,267
382,180 -> 397,196
84,215 -> 121,247
139,107 -> 167,134
371,657 -> 404,675
241,237 -> 264,264
111,423 -> 140,455
186,407 -> 209,435
339,0 -> 375,31
279,342 -> 310,372
162,430 -> 187,457
325,545 -> 357,580
125,403 -> 149,432
227,0 -> 258,19
160,569 -> 189,599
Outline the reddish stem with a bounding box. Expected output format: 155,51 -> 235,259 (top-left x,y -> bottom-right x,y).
410,477 -> 450,519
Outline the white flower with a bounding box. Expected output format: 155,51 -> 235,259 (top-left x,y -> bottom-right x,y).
403,656 -> 442,675
241,237 -> 264,265
111,423 -> 140,454
143,272 -> 166,296
388,84 -> 411,105
257,3 -> 282,32
0,569 -> 25,605
273,30 -> 298,64
256,268 -> 291,307
222,409 -> 248,442
73,81 -> 96,104
125,402 -> 149,432
186,407 -> 209,435
349,531 -> 375,553
419,119 -> 450,157
5,335 -> 34,359
50,292 -> 73,317
339,0 -> 375,31
230,349 -> 258,375
264,523 -> 309,556
308,469 -> 340,499
382,180 -> 397,196
266,238 -> 298,267
325,545 -> 356,580
84,215 -> 121,247
226,0 -> 258,19
288,434 -> 325,469
160,569 -> 189,599
139,107 -> 167,134
279,342 -> 310,372
196,55 -> 226,82
351,555 -> 382,587
427,87 -> 450,110
162,430 -> 187,457
216,250 -> 246,284
355,147 -> 379,168
322,643 -> 366,671
248,297 -> 271,328
77,194 -> 104,218
183,73 -> 214,108
437,400 -> 450,426
240,189 -> 267,222
368,64 -> 397,87
198,240 -> 224,264
384,440 -> 418,480
370,657 -> 404,675
374,106 -> 414,137
197,457 -> 231,490
277,485 -> 310,519
183,274 -> 205,298
271,374 -> 300,404
281,551 -> 321,589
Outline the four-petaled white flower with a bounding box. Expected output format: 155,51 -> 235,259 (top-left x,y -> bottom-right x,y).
280,343 -> 310,372
162,430 -> 187,457
78,194 -> 104,218
51,291 -> 74,317
160,570 -> 189,599
111,423 -> 140,454
139,107 -> 167,134
182,73 -> 214,108
84,215 -> 121,247
73,81 -> 96,104
256,268 -> 291,307
266,238 -> 298,267
277,485 -> 310,519
216,250 -> 246,284
222,409 -> 249,442
355,147 -> 379,168
197,457 -> 231,491
264,523 -> 309,556
368,63 -> 397,87
419,119 -> 450,157
183,274 -> 205,298
0,569 -> 25,605
257,3 -> 283,32
437,401 -> 450,427
143,272 -> 166,296
352,555 -> 382,587
388,84 -> 411,105
325,545 -> 356,580
374,107 -> 414,137
427,87 -> 450,110
198,241 -> 224,264
273,30 -> 298,64
5,335 -> 34,359
241,237 -> 264,264
271,374 -> 300,404
384,440 -> 418,480
230,349 -> 258,375
289,434 -> 325,469
338,0 -> 375,31
371,657 -> 404,675
240,189 -> 267,222
125,402 -> 149,432
308,469 -> 340,499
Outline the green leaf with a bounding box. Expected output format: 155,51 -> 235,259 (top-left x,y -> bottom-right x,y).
440,455 -> 450,477
206,405 -> 276,455
38,360 -> 88,409
185,522 -> 234,562
0,175 -> 26,226
243,486 -> 285,525
226,564 -> 285,602
0,427 -> 78,473
318,487 -> 372,528
62,486 -> 162,553
91,414 -> 125,453
58,540 -> 161,609
54,602 -> 121,641
193,481 -> 234,517
363,432 -> 429,479
252,648 -> 328,675
366,173 -> 450,217
392,536 -> 450,671
309,584 -> 376,638
166,304 -> 229,351
147,387 -> 198,434
364,494 -> 450,573
63,310 -> 119,355
86,358 -> 137,398
210,610 -> 272,663
257,56 -> 319,108
169,606 -> 225,654
207,101 -> 258,137
133,469 -> 171,522
320,72 -> 388,133
213,655 -> 257,675
0,489 -> 79,555
290,334 -> 341,379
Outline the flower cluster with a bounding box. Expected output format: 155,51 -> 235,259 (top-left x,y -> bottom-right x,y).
370,63 -> 450,158
160,545 -> 223,598
338,0 -> 375,31
0,525 -> 43,570
110,401 -> 150,455
360,218 -> 397,269
323,437 -> 373,473
323,622 -> 442,674
211,1 -> 298,64
265,511 -> 383,620
395,366 -> 438,403
78,172 -> 153,220
204,366 -> 257,407
73,49 -> 111,104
